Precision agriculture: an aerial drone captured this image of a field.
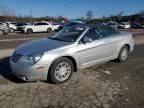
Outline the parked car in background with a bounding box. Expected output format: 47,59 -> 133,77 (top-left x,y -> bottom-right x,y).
16,22 -> 30,31
21,21 -> 54,34
66,21 -> 84,26
0,22 -> 9,35
106,21 -> 118,29
6,22 -> 17,32
118,22 -> 131,29
131,22 -> 142,28
57,20 -> 84,31
52,23 -> 62,31
10,24 -> 134,84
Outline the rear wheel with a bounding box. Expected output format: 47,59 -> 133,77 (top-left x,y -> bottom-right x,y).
9,28 -> 15,33
0,30 -> 4,35
117,45 -> 129,62
47,28 -> 52,33
26,29 -> 33,34
49,57 -> 74,84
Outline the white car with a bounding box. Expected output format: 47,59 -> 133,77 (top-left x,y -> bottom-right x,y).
21,22 -> 54,34
52,23 -> 61,31
6,22 -> 17,32
0,22 -> 9,35
118,22 -> 131,29
106,21 -> 118,29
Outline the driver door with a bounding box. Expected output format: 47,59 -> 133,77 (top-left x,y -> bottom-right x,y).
78,28 -> 112,69
33,23 -> 43,32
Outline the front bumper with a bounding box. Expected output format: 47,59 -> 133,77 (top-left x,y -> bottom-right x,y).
10,60 -> 48,81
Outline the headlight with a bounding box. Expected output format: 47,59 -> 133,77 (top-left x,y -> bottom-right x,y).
19,53 -> 43,65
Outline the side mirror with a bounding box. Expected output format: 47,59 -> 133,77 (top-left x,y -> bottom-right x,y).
82,36 -> 92,44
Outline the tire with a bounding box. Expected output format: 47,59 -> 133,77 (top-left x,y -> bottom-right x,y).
9,28 -> 15,33
117,45 -> 129,62
26,29 -> 33,34
0,30 -> 4,35
47,28 -> 52,33
49,57 -> 74,84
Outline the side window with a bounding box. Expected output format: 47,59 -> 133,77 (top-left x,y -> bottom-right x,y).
83,28 -> 100,41
11,23 -> 16,25
41,23 -> 48,25
97,26 -> 119,38
34,23 -> 40,26
35,23 -> 48,26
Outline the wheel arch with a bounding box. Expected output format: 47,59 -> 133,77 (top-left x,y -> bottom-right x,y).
47,27 -> 53,32
47,56 -> 78,81
49,56 -> 77,72
121,44 -> 130,53
27,28 -> 33,31
116,43 -> 131,59
62,56 -> 77,72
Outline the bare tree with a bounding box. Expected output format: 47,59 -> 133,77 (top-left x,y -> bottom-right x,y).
117,11 -> 124,17
0,6 -> 16,16
102,15 -> 106,19
139,10 -> 144,15
86,10 -> 93,20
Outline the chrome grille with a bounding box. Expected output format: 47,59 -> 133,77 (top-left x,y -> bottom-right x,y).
11,53 -> 22,62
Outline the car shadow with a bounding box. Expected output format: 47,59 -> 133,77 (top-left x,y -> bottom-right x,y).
0,57 -> 25,83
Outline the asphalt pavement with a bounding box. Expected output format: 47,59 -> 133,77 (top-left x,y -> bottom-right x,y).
0,33 -> 53,50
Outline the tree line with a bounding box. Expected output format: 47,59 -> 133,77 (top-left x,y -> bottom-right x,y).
0,6 -> 144,24
0,15 -> 68,23
0,6 -> 67,23
85,11 -> 144,24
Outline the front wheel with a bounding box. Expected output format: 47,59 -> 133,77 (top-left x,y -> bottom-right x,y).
49,57 -> 74,84
9,28 -> 15,33
117,46 -> 129,62
26,29 -> 33,34
47,28 -> 52,33
0,30 -> 4,35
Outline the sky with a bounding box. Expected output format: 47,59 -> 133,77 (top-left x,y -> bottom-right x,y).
0,0 -> 144,19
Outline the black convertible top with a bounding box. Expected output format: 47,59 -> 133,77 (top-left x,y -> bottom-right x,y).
72,23 -> 108,29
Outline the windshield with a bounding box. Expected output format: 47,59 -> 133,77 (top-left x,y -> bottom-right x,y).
16,23 -> 27,26
50,26 -> 86,42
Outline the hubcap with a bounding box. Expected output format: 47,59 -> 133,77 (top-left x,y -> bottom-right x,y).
10,29 -> 14,32
121,48 -> 128,61
55,62 -> 71,81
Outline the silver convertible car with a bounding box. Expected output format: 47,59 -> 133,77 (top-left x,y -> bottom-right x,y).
10,24 -> 134,84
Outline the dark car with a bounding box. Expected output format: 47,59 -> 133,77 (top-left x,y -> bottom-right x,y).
16,22 -> 30,31
142,24 -> 144,28
131,22 -> 142,28
57,21 -> 84,31
65,21 -> 84,26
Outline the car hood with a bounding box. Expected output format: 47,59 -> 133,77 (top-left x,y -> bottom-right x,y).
15,38 -> 75,55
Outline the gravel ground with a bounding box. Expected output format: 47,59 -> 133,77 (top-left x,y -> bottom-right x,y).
0,45 -> 143,108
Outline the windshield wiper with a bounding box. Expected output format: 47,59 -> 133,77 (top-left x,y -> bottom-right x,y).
49,37 -> 74,42
48,37 -> 66,41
